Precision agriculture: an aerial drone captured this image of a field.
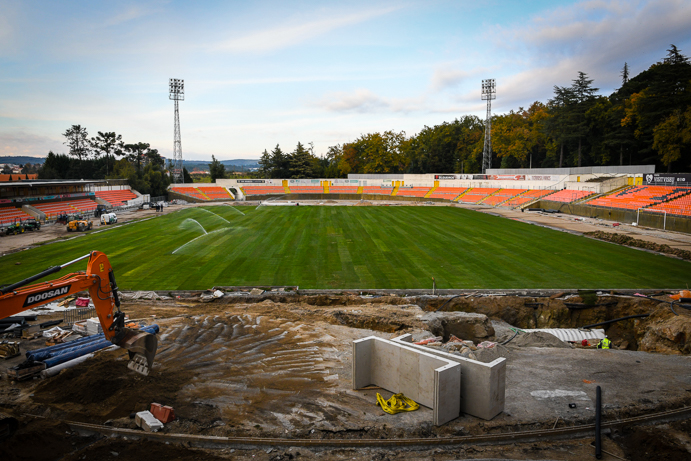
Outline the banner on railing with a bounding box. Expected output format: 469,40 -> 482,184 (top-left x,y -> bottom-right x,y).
12,192 -> 94,203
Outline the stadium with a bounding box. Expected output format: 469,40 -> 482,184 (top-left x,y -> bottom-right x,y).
1,2 -> 691,456
1,164 -> 691,459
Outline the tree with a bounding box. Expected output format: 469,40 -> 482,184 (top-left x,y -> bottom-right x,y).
63,125 -> 90,161
209,155 -> 226,182
258,149 -> 272,178
546,85 -> 575,167
621,62 -> 630,86
123,142 -> 150,173
289,142 -> 314,178
183,167 -> 193,183
90,131 -> 123,176
569,71 -> 599,167
270,144 -> 290,178
653,107 -> 691,171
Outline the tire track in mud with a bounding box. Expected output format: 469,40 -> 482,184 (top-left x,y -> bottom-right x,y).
155,313 -> 343,431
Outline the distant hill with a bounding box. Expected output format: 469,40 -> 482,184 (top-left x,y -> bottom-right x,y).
0,156 -> 44,165
183,159 -> 259,171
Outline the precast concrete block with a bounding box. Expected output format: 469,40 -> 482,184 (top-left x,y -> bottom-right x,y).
393,333 -> 505,420
135,410 -> 163,432
352,336 -> 461,425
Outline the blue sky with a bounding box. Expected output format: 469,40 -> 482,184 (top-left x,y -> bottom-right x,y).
1,0 -> 690,161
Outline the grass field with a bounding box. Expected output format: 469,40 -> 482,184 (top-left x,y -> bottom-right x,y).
1,205 -> 689,290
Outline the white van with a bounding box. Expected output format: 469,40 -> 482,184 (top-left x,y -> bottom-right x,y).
100,213 -> 118,225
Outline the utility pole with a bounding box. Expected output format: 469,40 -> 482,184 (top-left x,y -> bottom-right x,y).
169,78 -> 184,183
481,79 -> 496,174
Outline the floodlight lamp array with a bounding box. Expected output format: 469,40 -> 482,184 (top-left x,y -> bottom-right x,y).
169,78 -> 185,100
481,79 -> 496,100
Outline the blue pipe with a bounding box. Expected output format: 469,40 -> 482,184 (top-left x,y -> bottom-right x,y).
26,333 -> 104,359
30,324 -> 159,364
43,340 -> 112,367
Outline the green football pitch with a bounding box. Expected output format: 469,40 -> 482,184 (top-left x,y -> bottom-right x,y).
1,205 -> 689,290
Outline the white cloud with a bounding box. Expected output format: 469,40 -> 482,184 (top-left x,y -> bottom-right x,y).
315,88 -> 431,114
214,7 -> 399,53
0,131 -> 62,157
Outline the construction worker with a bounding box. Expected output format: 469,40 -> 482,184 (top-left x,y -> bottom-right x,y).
597,336 -> 611,349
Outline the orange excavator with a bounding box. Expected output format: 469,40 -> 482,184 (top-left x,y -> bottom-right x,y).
0,251 -> 157,376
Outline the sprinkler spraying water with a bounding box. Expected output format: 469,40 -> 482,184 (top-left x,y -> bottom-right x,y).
172,228 -> 227,254
196,207 -> 233,222
179,218 -> 207,234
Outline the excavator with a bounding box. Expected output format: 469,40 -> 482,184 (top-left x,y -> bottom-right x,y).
0,251 -> 157,376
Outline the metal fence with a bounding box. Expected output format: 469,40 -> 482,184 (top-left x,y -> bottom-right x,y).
63,307 -> 96,327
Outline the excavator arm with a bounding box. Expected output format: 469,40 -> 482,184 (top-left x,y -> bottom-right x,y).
0,251 -> 157,375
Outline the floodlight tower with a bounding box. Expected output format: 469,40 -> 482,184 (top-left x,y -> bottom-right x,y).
169,78 -> 184,183
481,79 -> 496,174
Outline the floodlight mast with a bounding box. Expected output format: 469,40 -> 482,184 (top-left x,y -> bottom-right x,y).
169,78 -> 184,183
481,79 -> 496,174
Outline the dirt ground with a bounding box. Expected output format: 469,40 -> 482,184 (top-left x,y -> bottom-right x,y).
2,295 -> 690,460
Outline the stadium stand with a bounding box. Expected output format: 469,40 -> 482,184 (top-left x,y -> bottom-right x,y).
328,186 -> 359,194
33,199 -> 98,219
0,207 -> 34,226
241,186 -> 287,196
428,187 -> 467,200
289,186 -> 323,194
542,189 -> 594,203
456,188 -> 499,204
586,185 -> 688,210
362,187 -> 394,195
199,187 -> 233,199
647,192 -> 691,217
396,187 -> 431,197
481,189 -> 527,206
95,189 -> 137,206
170,186 -> 208,200
500,189 -> 555,208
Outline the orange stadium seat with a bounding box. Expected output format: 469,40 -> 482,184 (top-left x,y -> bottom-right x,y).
500,189 -> 555,207
481,189 -> 527,206
33,199 -> 98,220
241,186 -> 286,195
396,187 -> 431,197
328,186 -> 359,194
542,190 -> 594,203
170,186 -> 209,200
95,189 -> 137,206
586,185 -> 688,210
647,191 -> 691,217
429,187 -> 467,200
197,187 -> 233,199
362,187 -> 394,195
456,188 -> 499,204
0,207 -> 34,226
289,186 -> 323,193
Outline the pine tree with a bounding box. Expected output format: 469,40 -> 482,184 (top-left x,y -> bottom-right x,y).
258,149 -> 272,178
289,142 -> 314,178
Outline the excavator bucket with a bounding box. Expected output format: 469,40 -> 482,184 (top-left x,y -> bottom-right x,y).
116,328 -> 158,376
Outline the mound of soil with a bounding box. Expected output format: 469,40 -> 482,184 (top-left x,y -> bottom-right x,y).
585,231 -> 691,260
508,331 -> 572,348
32,350 -> 197,421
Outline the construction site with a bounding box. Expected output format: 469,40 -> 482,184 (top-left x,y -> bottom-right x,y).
1,197 -> 691,461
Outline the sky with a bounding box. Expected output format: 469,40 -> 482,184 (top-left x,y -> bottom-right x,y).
1,0 -> 690,161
